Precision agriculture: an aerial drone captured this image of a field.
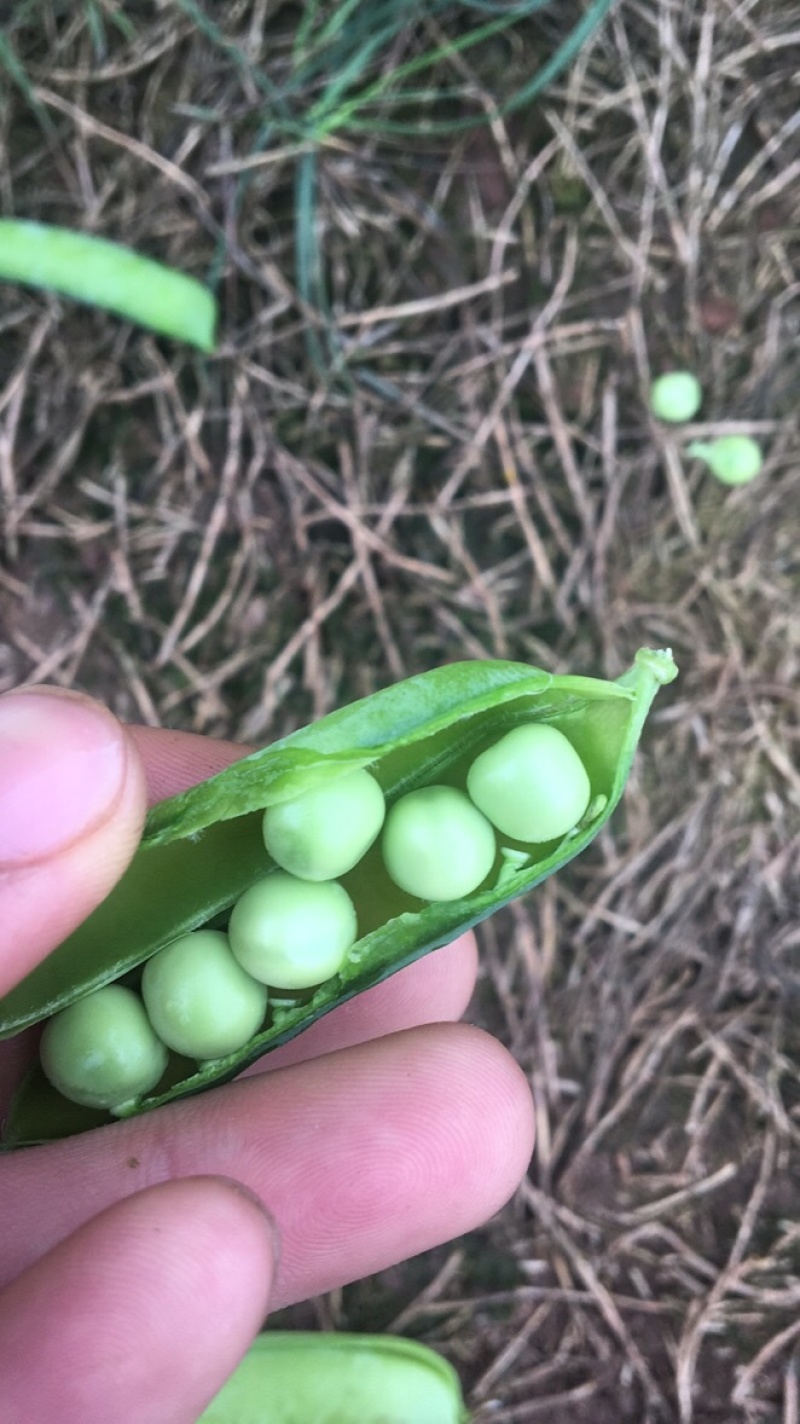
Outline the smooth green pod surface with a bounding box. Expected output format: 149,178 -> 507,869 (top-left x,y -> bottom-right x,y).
0,648 -> 676,1147
197,1332 -> 468,1424
0,220 -> 217,351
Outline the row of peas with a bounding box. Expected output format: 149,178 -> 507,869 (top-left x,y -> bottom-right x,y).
40,723 -> 591,1113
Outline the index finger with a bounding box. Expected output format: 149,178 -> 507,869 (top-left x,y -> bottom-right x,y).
126,725 -> 251,805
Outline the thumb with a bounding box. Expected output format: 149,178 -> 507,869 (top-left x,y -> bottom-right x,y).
0,687 -> 147,996
0,1176 -> 279,1424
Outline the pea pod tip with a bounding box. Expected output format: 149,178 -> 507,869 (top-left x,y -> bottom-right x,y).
633,647 -> 678,686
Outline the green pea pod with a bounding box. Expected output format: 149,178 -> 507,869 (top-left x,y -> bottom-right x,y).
0,648 -> 677,1147
197,1332 -> 468,1424
0,220 -> 217,351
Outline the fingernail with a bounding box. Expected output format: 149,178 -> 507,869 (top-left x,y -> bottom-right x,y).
0,690 -> 127,868
210,1176 -> 283,1274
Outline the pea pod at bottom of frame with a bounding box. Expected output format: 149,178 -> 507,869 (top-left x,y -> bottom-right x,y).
0,647 -> 677,1147
197,1332 -> 468,1424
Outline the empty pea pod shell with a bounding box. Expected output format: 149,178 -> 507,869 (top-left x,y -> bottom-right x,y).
0,647 -> 677,1147
0,220 -> 217,351
197,1332 -> 468,1424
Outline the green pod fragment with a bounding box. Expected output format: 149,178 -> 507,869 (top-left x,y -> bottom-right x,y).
0,648 -> 677,1146
197,1332 -> 468,1424
0,220 -> 217,351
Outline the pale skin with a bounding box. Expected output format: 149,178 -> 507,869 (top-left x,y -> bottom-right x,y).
0,687 -> 535,1424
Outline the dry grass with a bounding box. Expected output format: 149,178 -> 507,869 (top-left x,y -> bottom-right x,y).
1,1 -> 799,1419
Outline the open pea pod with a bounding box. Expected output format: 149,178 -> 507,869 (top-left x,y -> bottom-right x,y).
197,1332 -> 468,1424
0,648 -> 676,1147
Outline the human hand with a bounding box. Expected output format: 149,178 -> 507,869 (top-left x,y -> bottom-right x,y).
0,687 -> 535,1422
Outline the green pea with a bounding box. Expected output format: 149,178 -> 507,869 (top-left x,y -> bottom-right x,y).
686,435 -> 763,485
141,930 -> 268,1060
228,872 -> 358,989
263,769 -> 385,881
39,985 -> 168,1112
467,723 -> 591,843
650,371 -> 702,422
381,785 -> 496,901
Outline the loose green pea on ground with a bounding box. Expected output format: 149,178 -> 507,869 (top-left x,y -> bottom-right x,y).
687,435 -> 763,485
649,371 -> 703,423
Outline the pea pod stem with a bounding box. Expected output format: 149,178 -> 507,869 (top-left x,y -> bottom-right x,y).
0,220 -> 217,350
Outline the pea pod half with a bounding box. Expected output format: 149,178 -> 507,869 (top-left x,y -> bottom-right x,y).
197,1332 -> 468,1424
0,648 -> 677,1146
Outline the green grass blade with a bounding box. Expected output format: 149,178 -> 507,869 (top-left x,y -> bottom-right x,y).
0,30 -> 59,142
294,153 -> 329,372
